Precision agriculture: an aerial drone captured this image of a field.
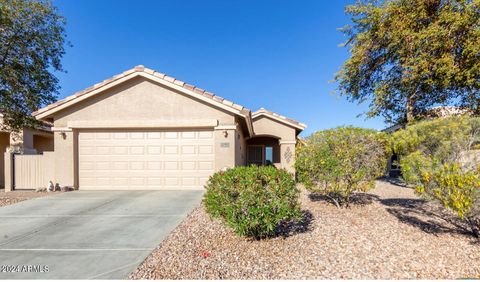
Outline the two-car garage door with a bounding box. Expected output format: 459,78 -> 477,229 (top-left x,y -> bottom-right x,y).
78,130 -> 215,190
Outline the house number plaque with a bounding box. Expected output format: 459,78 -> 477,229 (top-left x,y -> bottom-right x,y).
220,142 -> 230,148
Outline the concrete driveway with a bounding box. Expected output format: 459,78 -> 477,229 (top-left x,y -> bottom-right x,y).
0,190 -> 203,279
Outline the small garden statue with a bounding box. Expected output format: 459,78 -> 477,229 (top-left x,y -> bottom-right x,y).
47,181 -> 55,192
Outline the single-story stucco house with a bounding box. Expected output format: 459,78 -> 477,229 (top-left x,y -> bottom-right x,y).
28,65 -> 306,190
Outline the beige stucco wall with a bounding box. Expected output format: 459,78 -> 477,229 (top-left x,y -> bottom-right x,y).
33,134 -> 54,153
251,116 -> 298,173
53,131 -> 75,187
4,152 -> 12,191
22,129 -> 34,151
22,128 -> 54,154
0,132 -> 9,188
279,142 -> 296,173
235,123 -> 247,166
252,116 -> 296,141
53,77 -> 234,127
214,128 -> 236,171
49,77 -> 238,187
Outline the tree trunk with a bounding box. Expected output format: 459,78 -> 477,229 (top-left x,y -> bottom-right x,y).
467,217 -> 479,238
406,95 -> 415,123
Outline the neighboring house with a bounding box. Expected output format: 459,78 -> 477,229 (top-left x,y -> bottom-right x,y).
0,115 -> 54,188
22,65 -> 306,191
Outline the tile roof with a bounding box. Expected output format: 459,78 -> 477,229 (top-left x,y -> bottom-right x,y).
253,108 -> 307,130
33,65 -> 250,117
33,65 -> 306,135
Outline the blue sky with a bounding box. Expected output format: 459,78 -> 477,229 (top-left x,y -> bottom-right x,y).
53,0 -> 387,136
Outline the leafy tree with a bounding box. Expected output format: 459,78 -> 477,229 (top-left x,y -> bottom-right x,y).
0,0 -> 67,130
336,0 -> 480,124
295,127 -> 388,207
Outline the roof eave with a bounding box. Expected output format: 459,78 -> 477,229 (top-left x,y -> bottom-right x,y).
252,112 -> 307,131
244,111 -> 254,137
34,71 -> 249,122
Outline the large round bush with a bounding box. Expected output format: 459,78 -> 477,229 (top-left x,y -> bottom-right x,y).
203,166 -> 301,239
295,126 -> 388,207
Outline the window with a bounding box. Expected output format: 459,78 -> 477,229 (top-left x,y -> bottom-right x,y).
247,145 -> 275,166
265,147 -> 273,165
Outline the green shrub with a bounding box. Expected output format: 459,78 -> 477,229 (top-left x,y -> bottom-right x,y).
295,126 -> 388,207
399,151 -> 435,184
416,163 -> 480,237
391,116 -> 480,185
391,116 -> 480,237
203,166 -> 301,239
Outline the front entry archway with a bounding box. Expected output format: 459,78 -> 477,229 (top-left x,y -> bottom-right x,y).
246,136 -> 280,167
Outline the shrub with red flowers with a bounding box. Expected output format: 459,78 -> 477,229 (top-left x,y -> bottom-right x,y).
203,166 -> 301,239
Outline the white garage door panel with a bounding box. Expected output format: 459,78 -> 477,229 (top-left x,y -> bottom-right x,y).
78,130 -> 215,190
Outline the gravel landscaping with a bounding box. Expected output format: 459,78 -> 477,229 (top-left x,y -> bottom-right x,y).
0,189 -> 51,207
130,179 -> 480,279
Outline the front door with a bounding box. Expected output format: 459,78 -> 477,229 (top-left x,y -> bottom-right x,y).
247,145 -> 264,166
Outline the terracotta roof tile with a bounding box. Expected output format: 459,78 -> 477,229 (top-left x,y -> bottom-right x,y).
122,68 -> 136,76
32,65 -> 253,118
153,71 -> 165,79
183,83 -> 195,91
193,87 -> 205,94
213,96 -> 224,102
173,79 -> 185,87
163,75 -> 175,83
232,103 -> 244,111
253,108 -> 306,130
222,99 -> 234,107
203,91 -> 214,98
143,67 -> 155,75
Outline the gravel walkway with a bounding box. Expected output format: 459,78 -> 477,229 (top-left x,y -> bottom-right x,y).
0,189 -> 51,207
130,179 -> 480,279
